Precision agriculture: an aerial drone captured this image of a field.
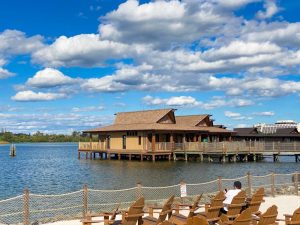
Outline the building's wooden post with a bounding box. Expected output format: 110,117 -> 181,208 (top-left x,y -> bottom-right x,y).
170,133 -> 174,151
118,154 -> 121,160
193,135 -> 197,142
271,172 -> 275,197
86,152 -> 88,159
198,134 -> 202,142
23,189 -> 30,225
218,176 -> 222,192
78,151 -> 81,159
83,185 -> 88,217
136,183 -> 142,199
247,172 -> 252,196
152,132 -> 156,152
294,172 -> 299,195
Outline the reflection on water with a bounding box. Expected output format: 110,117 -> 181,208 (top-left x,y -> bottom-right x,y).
0,143 -> 299,200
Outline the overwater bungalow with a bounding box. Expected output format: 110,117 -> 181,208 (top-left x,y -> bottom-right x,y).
79,109 -> 234,161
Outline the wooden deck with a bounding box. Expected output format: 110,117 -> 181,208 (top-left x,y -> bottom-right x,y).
78,141 -> 300,162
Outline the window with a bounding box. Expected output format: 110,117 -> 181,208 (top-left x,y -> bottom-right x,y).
122,135 -> 126,149
127,131 -> 138,136
138,136 -> 141,145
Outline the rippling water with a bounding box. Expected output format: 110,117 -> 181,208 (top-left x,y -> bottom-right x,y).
0,143 -> 299,200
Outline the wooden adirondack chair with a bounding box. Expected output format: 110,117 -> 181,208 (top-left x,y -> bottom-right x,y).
187,216 -> 210,225
169,194 -> 203,225
284,207 -> 300,225
226,190 -> 247,220
197,191 -> 226,223
252,205 -> 278,225
247,188 -> 265,215
143,195 -> 175,225
219,208 -> 252,225
82,197 -> 145,225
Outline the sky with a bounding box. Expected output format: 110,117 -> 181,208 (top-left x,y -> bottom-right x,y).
1,0 -> 300,134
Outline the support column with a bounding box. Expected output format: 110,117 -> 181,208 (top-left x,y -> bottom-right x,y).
193,135 -> 197,142
118,154 -> 121,160
170,133 -> 174,151
78,151 -> 80,159
152,132 -> 156,152
152,154 -> 155,162
199,154 -> 203,162
198,134 -> 202,142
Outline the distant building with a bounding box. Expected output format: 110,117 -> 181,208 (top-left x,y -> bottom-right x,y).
82,108 -> 234,153
234,120 -> 300,142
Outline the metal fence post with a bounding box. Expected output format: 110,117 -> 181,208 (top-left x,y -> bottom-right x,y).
136,182 -> 142,198
294,172 -> 299,196
23,189 -> 30,225
271,173 -> 275,197
218,176 -> 222,192
247,172 -> 252,196
83,184 -> 88,217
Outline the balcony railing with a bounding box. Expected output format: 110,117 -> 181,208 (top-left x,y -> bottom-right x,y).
79,141 -> 300,154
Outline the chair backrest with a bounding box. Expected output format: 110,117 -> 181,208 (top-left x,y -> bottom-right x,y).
257,205 -> 278,225
232,208 -> 252,225
248,188 -> 265,214
124,197 -> 145,225
291,207 -> 300,223
206,191 -> 225,220
187,216 -> 210,225
187,194 -> 203,218
227,190 -> 246,217
157,195 -> 175,223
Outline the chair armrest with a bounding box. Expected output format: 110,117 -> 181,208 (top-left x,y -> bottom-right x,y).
81,219 -> 104,223
124,213 -> 144,218
159,209 -> 173,216
284,214 -> 292,218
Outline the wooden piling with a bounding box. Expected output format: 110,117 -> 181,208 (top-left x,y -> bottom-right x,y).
23,189 -> 30,225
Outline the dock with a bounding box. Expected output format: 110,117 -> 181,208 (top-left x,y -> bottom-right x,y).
78,141 -> 300,162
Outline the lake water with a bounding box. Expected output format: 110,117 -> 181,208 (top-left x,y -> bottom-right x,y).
0,143 -> 299,200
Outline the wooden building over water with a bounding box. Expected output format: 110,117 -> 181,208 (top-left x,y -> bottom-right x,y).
79,109 -> 234,161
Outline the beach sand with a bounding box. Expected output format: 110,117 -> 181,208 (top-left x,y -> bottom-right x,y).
42,195 -> 300,225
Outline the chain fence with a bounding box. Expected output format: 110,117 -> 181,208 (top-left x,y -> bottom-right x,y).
0,172 -> 298,225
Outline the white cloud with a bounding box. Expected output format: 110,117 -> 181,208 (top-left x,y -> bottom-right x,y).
224,111 -> 241,118
0,67 -> 15,79
26,68 -> 76,88
71,106 -> 104,112
203,41 -> 281,61
224,111 -> 253,120
142,95 -> 254,109
0,29 -> 44,56
252,111 -> 275,116
11,91 -> 66,102
256,0 -> 280,19
99,0 -> 240,49
32,34 -> 132,67
143,95 -> 201,107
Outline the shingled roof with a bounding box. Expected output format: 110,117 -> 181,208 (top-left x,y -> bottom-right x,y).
114,109 -> 175,125
176,115 -> 209,126
233,127 -> 300,137
85,109 -> 233,134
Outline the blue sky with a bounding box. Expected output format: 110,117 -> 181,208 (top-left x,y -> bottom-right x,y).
1,0 -> 300,134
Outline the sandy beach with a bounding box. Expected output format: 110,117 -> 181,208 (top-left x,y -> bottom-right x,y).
41,195 -> 300,225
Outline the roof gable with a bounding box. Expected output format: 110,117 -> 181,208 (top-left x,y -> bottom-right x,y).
114,109 -> 175,125
176,115 -> 210,126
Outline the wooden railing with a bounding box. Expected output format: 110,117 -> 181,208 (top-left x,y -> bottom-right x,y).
79,142 -> 106,151
79,141 -> 300,154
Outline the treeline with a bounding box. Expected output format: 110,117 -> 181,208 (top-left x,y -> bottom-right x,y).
0,131 -> 91,143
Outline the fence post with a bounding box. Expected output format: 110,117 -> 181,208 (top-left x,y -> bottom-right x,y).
23,189 -> 30,225
136,182 -> 142,199
294,172 -> 299,196
271,173 -> 275,197
83,184 -> 88,217
247,172 -> 252,196
218,176 -> 222,192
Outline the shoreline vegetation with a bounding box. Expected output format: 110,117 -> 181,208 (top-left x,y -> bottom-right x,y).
0,131 -> 91,143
